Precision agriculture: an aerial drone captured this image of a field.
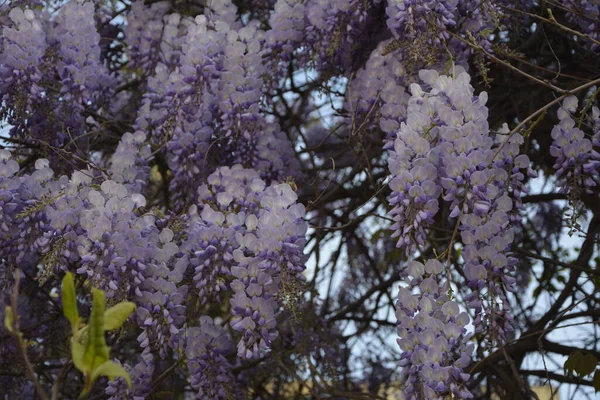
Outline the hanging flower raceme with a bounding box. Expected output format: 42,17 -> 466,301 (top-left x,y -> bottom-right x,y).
346,39 -> 411,142
0,8 -> 47,114
108,130 -> 152,195
266,0 -> 306,60
137,11 -> 300,211
550,96 -> 600,196
267,0 -> 387,77
124,1 -> 171,75
181,165 -> 308,359
1,4 -> 115,172
185,317 -> 237,399
396,260 -> 473,399
105,358 -> 154,400
389,69 -> 533,399
558,0 -> 600,51
51,1 -> 114,105
384,0 -> 535,67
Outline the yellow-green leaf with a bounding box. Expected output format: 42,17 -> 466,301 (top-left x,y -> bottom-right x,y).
91,360 -> 131,388
3,306 -> 15,333
79,377 -> 93,399
82,289 -> 109,372
71,339 -> 85,373
65,283 -> 135,398
61,272 -> 79,335
104,302 -> 136,331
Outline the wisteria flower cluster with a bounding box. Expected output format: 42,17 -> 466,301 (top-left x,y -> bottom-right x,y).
3,0 -> 600,399
136,12 -> 299,210
559,0 -> 600,50
184,165 -> 308,358
1,3 -> 114,170
0,143 -> 308,397
123,1 -> 171,75
267,0 -> 382,75
384,0 -> 531,67
0,8 -> 46,114
396,259 -> 473,399
345,39 -> 411,141
550,96 -> 600,196
389,69 -> 535,397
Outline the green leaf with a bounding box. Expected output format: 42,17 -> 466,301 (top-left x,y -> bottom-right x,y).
388,248 -> 402,263
82,289 -> 110,372
104,302 -> 136,331
577,353 -> 598,377
593,370 -> 600,393
565,351 -> 599,378
369,229 -> 387,244
61,272 -> 80,336
3,306 -> 15,334
91,360 -> 131,388
565,351 -> 583,376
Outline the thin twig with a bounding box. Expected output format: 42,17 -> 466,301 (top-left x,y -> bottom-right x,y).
51,356 -> 72,400
446,30 -> 568,94
8,271 -> 49,400
500,4 -> 600,47
492,76 -> 600,161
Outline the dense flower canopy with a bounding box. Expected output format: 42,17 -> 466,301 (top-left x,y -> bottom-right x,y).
1,1 -> 600,399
